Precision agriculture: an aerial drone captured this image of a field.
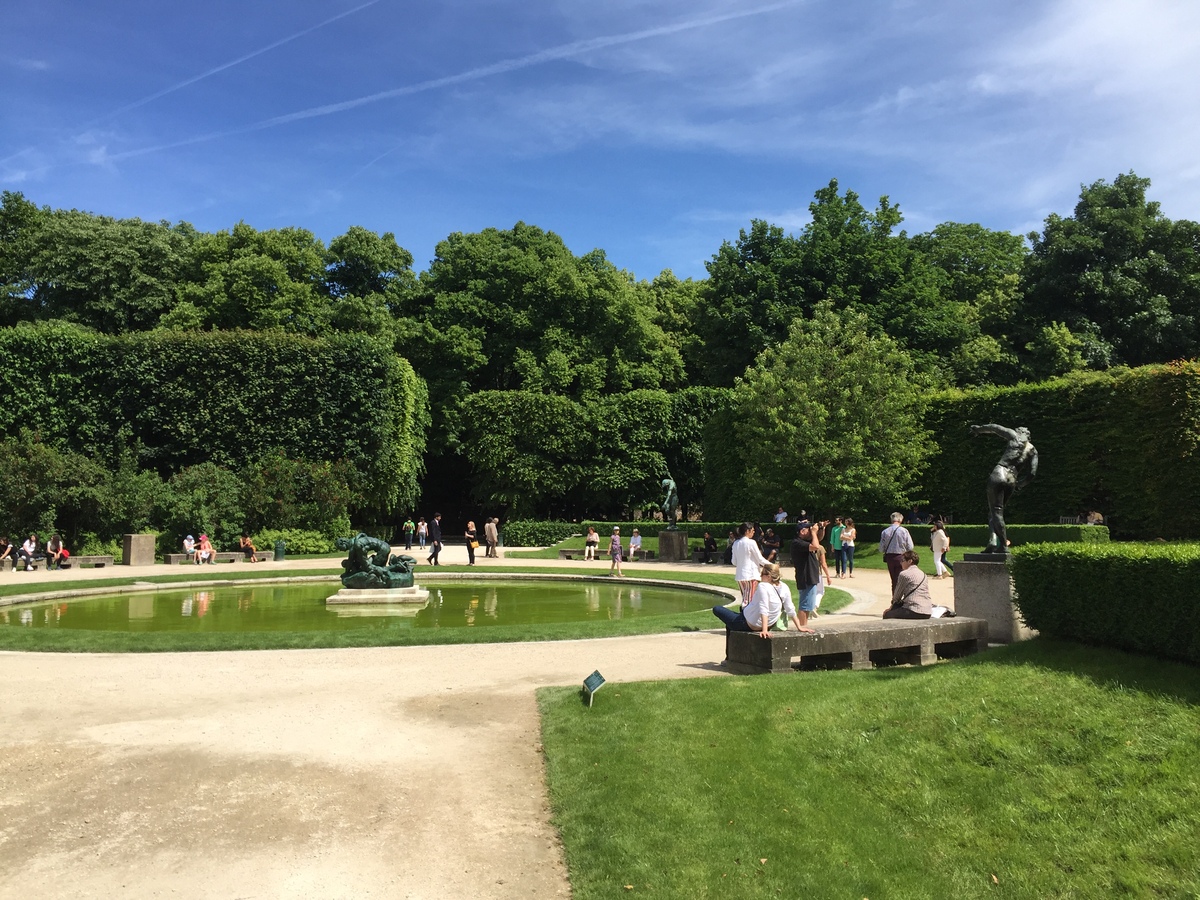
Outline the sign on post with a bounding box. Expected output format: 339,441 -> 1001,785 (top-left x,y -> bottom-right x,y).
582,670 -> 606,707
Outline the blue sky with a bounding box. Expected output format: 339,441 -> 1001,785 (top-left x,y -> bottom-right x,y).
3,0 -> 1198,280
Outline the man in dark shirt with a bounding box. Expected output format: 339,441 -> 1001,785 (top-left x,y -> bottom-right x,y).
761,528 -> 781,562
426,513 -> 443,565
790,521 -> 820,632
701,531 -> 718,564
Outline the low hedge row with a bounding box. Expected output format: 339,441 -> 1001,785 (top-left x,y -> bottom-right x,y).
500,520 -> 1109,549
851,523 -> 1109,549
1010,542 -> 1200,664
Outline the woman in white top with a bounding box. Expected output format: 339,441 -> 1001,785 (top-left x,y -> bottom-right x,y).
712,563 -> 809,661
930,522 -> 952,579
731,522 -> 771,607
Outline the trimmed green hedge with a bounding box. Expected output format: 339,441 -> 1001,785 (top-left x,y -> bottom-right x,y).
850,523 -> 1110,549
925,363 -> 1200,539
0,322 -> 428,511
1010,542 -> 1200,664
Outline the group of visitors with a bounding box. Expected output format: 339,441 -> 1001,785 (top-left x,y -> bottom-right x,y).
712,507 -> 954,655
401,514 -> 500,565
0,533 -> 69,571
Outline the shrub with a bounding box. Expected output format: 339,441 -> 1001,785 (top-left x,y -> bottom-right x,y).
252,528 -> 336,556
500,520 -> 581,547
850,523 -> 1108,549
1010,542 -> 1200,663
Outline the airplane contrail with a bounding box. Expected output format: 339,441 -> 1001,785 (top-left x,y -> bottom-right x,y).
0,0 -> 382,174
88,0 -> 383,126
109,1 -> 799,162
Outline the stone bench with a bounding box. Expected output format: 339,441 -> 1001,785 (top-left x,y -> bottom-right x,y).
557,548 -> 593,560
59,555 -> 114,568
726,617 -> 989,674
691,549 -> 721,563
163,550 -> 275,565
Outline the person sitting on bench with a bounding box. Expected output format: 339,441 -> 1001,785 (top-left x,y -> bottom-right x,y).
712,562 -> 811,659
883,550 -> 932,619
701,531 -> 718,564
239,533 -> 259,563
18,533 -> 42,571
0,535 -> 15,570
46,533 -> 68,570
196,534 -> 216,564
628,529 -> 642,561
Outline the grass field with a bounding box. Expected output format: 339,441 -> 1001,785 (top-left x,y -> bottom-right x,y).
539,639 -> 1200,899
0,566 -> 852,652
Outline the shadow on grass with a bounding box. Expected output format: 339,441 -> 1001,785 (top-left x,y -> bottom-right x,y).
964,636 -> 1200,706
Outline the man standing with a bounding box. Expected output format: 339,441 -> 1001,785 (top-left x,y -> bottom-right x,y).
879,512 -> 914,591
427,513 -> 443,566
484,517 -> 499,558
402,516 -> 416,551
790,520 -> 820,633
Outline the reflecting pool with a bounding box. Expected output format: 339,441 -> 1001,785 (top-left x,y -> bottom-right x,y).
0,579 -> 716,632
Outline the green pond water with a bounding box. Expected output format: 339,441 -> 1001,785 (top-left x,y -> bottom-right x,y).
0,580 -> 716,632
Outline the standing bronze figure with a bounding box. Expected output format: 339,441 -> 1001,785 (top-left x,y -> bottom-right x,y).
970,424 -> 1038,553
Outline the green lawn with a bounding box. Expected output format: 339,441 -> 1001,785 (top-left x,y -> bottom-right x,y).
0,566 -> 852,652
539,639 -> 1200,899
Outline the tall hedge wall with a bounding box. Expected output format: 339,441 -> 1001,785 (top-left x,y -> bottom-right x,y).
924,362 -> 1200,539
0,322 -> 429,510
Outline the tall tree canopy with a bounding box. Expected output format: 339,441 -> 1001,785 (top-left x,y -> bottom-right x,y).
1021,172 -> 1200,372
705,302 -> 931,518
394,222 -> 684,413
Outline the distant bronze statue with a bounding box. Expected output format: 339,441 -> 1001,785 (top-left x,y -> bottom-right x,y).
336,532 -> 417,589
970,423 -> 1038,553
660,474 -> 680,529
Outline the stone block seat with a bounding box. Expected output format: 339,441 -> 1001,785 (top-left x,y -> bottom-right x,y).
163,550 -> 275,565
58,555 -> 113,568
726,616 -> 989,675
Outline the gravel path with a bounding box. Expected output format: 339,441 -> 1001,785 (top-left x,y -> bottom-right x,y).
0,550 -> 952,898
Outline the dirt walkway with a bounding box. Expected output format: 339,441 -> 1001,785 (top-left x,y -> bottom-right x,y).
0,552 -> 949,898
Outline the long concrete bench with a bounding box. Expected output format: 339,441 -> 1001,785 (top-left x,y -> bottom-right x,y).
59,555 -> 114,568
163,550 -> 275,565
726,617 -> 989,674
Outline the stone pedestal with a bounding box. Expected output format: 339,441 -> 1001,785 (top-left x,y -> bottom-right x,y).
657,530 -> 688,562
122,533 -> 156,566
953,557 -> 1037,643
326,585 -> 430,604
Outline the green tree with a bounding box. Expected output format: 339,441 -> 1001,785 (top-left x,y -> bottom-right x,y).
1021,172 -> 1200,369
706,302 -> 930,518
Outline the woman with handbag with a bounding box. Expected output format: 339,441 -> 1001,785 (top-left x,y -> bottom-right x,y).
465,521 -> 478,565
883,550 -> 932,619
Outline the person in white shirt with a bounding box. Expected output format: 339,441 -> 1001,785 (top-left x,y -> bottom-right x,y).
712,562 -> 809,660
731,521 -> 771,607
628,529 -> 642,560
773,507 -> 788,524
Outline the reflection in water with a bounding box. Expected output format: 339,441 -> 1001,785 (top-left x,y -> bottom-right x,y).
1,580 -> 714,633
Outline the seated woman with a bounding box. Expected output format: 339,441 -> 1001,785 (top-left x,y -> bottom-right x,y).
182,534 -> 196,561
239,533 -> 258,563
883,550 -> 932,619
18,533 -> 41,571
584,526 -> 599,561
628,529 -> 642,560
45,533 -> 68,570
712,562 -> 812,660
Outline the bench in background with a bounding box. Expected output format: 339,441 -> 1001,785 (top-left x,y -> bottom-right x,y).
163,550 -> 275,565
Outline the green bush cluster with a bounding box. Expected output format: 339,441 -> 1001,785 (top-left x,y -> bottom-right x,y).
499,520 -> 583,547
1010,542 -> 1200,664
924,362 -> 1200,539
0,430 -> 361,555
251,528 -> 335,556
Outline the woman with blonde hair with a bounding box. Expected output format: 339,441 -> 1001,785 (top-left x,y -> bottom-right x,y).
713,562 -> 810,660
